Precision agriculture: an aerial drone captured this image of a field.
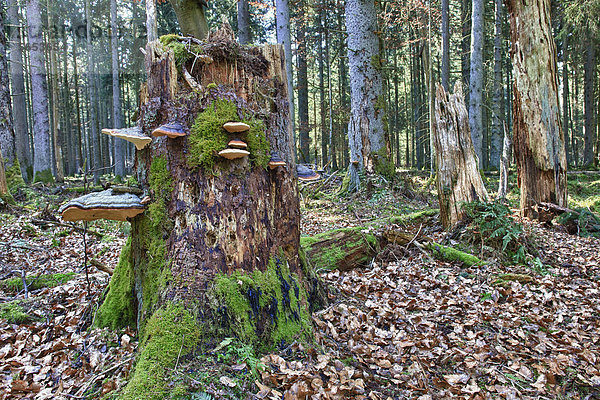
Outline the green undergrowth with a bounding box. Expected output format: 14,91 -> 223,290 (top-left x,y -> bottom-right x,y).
159,34 -> 202,70
6,158 -> 25,193
0,272 -> 77,293
426,243 -> 483,267
120,303 -> 202,400
567,173 -> 600,213
33,169 -> 54,184
212,255 -> 312,352
95,238 -> 136,329
187,99 -> 270,171
300,227 -> 377,272
388,209 -> 439,225
0,300 -> 37,324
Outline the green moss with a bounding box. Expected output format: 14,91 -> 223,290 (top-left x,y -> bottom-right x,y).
206,82 -> 217,90
120,303 -> 202,400
373,148 -> 395,180
388,209 -> 439,225
159,34 -> 201,69
187,99 -> 270,171
34,169 -> 54,184
0,300 -> 36,324
300,227 -> 377,271
371,55 -> 384,71
5,158 -> 25,192
213,255 -> 312,351
95,238 -> 136,329
0,272 -> 77,293
425,243 -> 483,267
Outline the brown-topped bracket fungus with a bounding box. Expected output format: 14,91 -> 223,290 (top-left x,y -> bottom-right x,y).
152,122 -> 188,138
351,159 -> 360,166
59,189 -> 145,222
218,148 -> 250,160
223,122 -> 250,133
268,151 -> 286,170
297,164 -> 321,182
102,127 -> 152,150
228,139 -> 248,149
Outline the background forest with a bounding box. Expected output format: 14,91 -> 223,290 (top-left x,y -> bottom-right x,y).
0,0 -> 598,182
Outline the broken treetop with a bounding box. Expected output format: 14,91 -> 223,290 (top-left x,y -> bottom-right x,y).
59,189 -> 145,222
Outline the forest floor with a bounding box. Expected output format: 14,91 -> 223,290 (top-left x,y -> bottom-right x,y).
0,172 -> 599,399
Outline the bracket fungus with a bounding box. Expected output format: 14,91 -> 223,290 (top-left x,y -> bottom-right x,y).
268,151 -> 286,169
228,139 -> 248,149
297,165 -> 321,182
59,189 -> 145,222
102,127 -> 152,150
218,148 -> 250,160
152,122 -> 188,138
223,122 -> 250,133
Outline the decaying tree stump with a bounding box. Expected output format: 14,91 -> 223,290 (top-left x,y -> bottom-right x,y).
95,26 -> 319,399
432,83 -> 489,229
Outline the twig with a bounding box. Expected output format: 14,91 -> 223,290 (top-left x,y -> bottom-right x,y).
83,221 -> 90,296
30,218 -> 103,238
20,270 -> 28,299
90,259 -> 114,275
75,356 -> 135,396
175,334 -> 185,370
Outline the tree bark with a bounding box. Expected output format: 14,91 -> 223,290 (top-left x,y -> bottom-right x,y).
506,0 -> 568,217
111,0 -> 125,177
498,124 -> 512,199
461,0 -> 470,99
276,0 -> 295,149
345,0 -> 389,191
97,32 -> 317,398
297,0 -> 310,164
469,0 -> 484,167
583,36 -> 596,166
490,0 -> 504,169
441,0 -> 449,91
26,0 -> 52,181
146,0 -> 158,42
7,0 -> 30,175
47,2 -> 64,182
237,0 -> 251,44
170,0 -> 209,40
85,0 -> 101,183
433,83 -> 489,229
0,0 -> 15,164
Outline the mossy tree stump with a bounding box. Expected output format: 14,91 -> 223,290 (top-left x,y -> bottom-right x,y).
97,27 -> 314,399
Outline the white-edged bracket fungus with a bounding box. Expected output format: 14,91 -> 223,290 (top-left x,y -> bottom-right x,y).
152,122 -> 188,138
59,189 -> 145,222
228,139 -> 248,149
268,151 -> 286,169
223,122 -> 250,133
297,164 -> 321,182
218,148 -> 250,160
102,127 -> 152,150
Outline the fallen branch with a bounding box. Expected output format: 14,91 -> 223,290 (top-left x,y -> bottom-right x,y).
90,259 -> 114,275
30,218 -> 103,238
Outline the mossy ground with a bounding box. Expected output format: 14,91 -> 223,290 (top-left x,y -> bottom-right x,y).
0,300 -> 37,324
0,272 -> 77,293
33,169 -> 54,184
425,243 -> 484,267
300,227 -> 377,271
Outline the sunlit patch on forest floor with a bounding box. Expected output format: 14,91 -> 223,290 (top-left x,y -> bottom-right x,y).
0,173 -> 599,399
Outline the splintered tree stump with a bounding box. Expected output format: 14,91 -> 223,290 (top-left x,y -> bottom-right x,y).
432,83 -> 489,229
96,27 -> 319,399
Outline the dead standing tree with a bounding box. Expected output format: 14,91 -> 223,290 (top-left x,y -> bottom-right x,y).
432,83 -> 489,229
61,25 -> 320,398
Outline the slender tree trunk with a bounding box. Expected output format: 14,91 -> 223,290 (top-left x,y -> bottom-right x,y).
276,0 -> 295,148
507,0 -> 568,217
237,0 -> 251,44
72,34 -> 83,172
562,33 -> 570,165
583,37 -> 596,166
297,0 -> 309,164
7,0 -> 30,176
441,0 -> 449,91
27,0 -> 52,181
338,1 -> 349,167
146,0 -> 158,42
317,9 -> 327,166
47,2 -> 64,182
61,31 -> 74,175
469,0 -> 484,167
461,0 -> 471,100
86,0 -> 101,183
498,124 -> 512,199
346,0 -> 388,191
0,0 -> 15,163
490,0 -> 503,169
111,0 -> 125,177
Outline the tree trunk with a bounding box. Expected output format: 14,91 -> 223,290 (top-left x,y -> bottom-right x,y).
0,152 -> 11,203
146,0 -> 158,42
97,32 -> 317,398
297,0 -> 310,164
469,0 -> 484,167
562,33 -> 570,165
498,124 -> 512,199
346,0 -> 389,191
461,0 -> 471,99
26,0 -> 52,182
7,0 -> 30,176
237,0 -> 251,44
111,0 -> 125,177
86,0 -> 101,183
276,0 -> 295,150
490,0 -> 503,169
583,37 -> 596,166
441,0 -> 450,91
47,2 -> 64,182
506,0 -> 568,218
0,0 -> 15,163
317,9 -> 327,166
433,83 -> 489,229
170,0 -> 209,40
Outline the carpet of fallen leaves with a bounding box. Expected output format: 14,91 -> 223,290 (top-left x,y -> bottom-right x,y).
1,181 -> 600,399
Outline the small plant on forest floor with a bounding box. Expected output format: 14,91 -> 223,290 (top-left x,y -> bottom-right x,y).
214,337 -> 264,379
461,200 -> 537,265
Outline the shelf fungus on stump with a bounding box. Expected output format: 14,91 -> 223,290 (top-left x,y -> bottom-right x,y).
297,164 -> 321,181
59,189 -> 145,222
218,148 -> 250,160
268,151 -> 286,169
152,122 -> 188,138
228,139 -> 248,149
101,127 -> 152,150
222,122 -> 250,133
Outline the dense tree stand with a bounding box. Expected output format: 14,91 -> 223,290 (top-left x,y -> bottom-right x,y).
95,27 -> 318,399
